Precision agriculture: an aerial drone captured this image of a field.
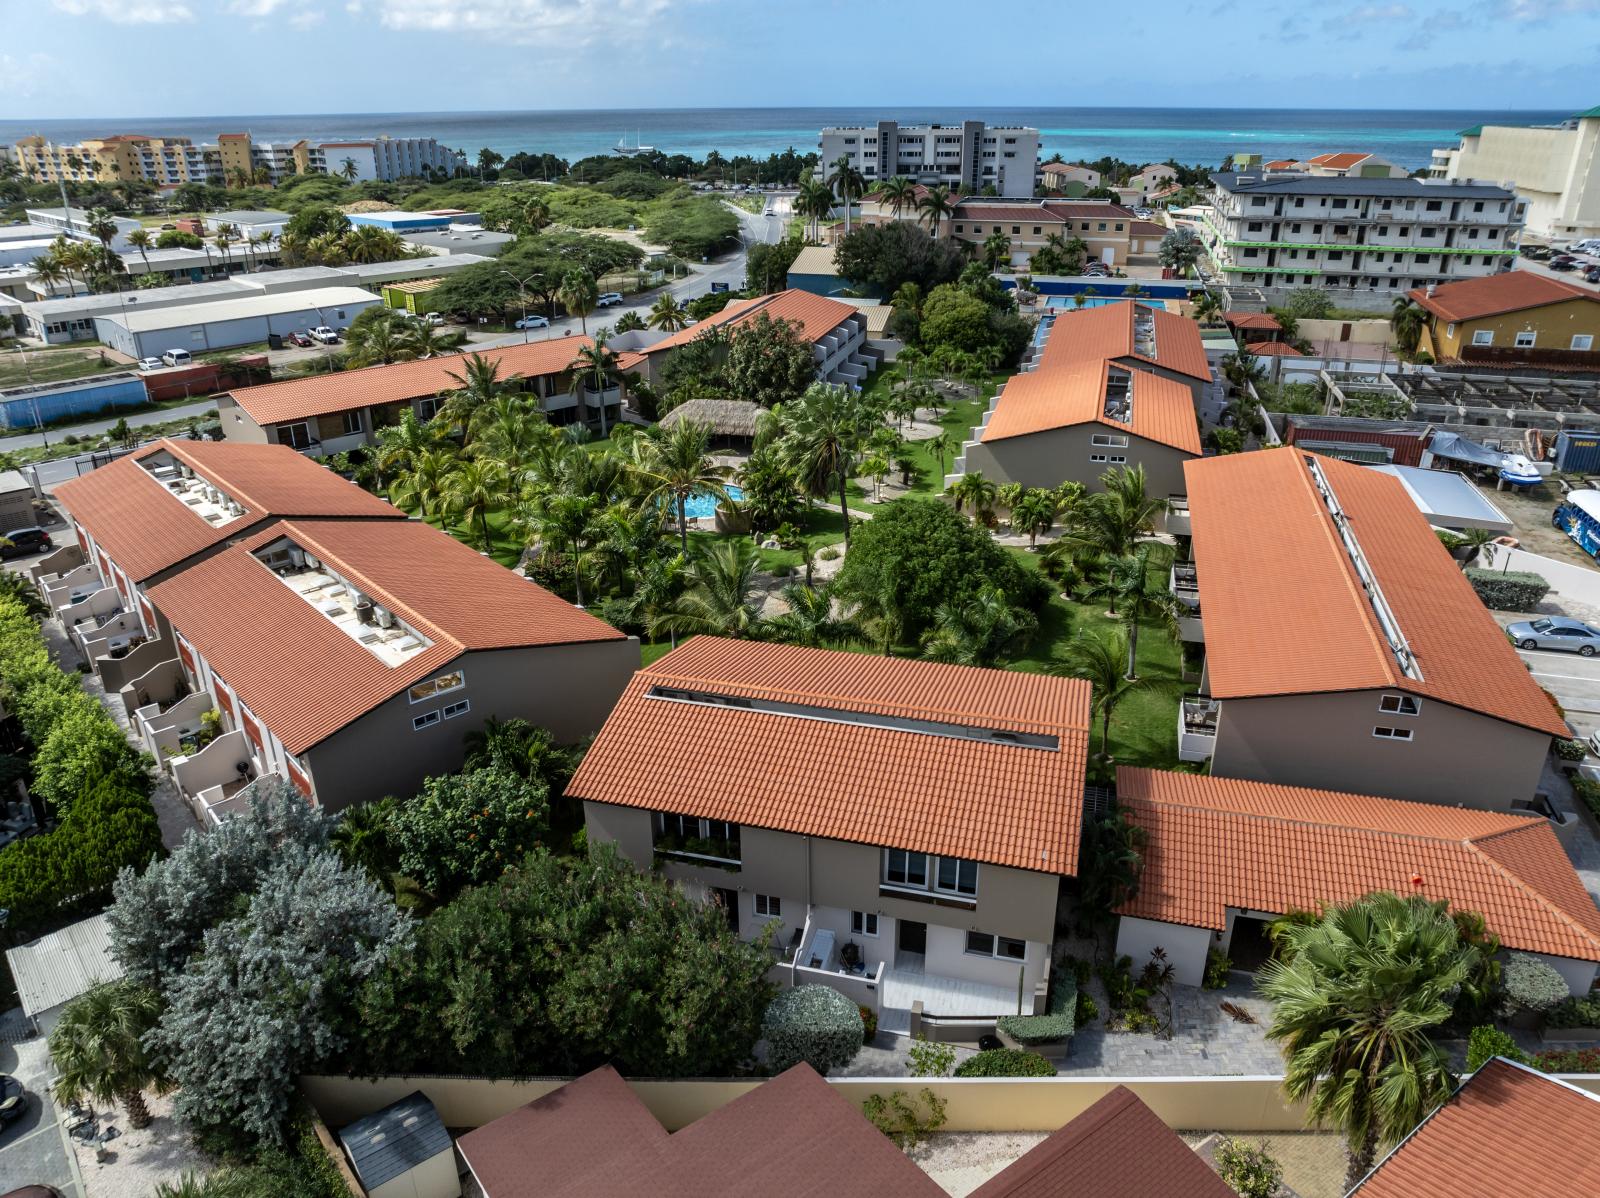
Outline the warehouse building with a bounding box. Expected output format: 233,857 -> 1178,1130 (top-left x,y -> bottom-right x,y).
93,286 -> 380,360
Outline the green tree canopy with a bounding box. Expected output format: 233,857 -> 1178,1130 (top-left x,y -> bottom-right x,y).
834,220 -> 965,297
724,313 -> 818,408
283,203 -> 352,242
387,766 -> 550,899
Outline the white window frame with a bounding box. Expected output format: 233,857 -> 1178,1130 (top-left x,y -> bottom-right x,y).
1514,331 -> 1537,349
1091,433 -> 1130,447
881,850 -> 978,901
851,911 -> 880,937
1373,726 -> 1414,741
964,931 -> 1027,960
1378,694 -> 1421,716
754,893 -> 781,918
408,670 -> 465,704
441,699 -> 470,720
412,710 -> 441,731
1090,454 -> 1127,464
1472,329 -> 1493,346
339,409 -> 363,436
1573,335 -> 1594,352
277,421 -> 313,450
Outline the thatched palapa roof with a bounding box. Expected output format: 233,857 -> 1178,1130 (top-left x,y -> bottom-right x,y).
659,398 -> 762,438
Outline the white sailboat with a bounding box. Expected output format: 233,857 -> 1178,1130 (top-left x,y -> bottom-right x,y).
612,132 -> 656,157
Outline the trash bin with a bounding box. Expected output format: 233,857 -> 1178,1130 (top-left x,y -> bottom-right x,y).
267,333 -> 284,350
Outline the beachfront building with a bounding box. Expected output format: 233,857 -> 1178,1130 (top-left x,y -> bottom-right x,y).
573,638 -> 1090,1023
1038,162 -> 1101,194
1430,106 -> 1600,243
818,121 -> 1039,199
1203,173 -> 1525,292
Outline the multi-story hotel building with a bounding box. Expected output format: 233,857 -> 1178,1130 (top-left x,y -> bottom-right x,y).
818,121 -> 1040,199
1203,171 -> 1525,292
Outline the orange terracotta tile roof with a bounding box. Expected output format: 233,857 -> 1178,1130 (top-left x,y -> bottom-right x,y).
1183,450 -> 1568,736
1115,767 -> 1600,963
224,339 -> 594,426
1352,1059 -> 1600,1197
1409,272 -> 1596,324
146,518 -> 625,754
54,439 -> 405,583
1264,159 -> 1302,171
636,289 -> 859,358
970,1086 -> 1234,1198
1246,340 -> 1305,357
1223,311 -> 1281,331
567,637 -> 1091,873
1037,301 -> 1213,382
1308,152 -> 1370,170
981,358 -> 1201,455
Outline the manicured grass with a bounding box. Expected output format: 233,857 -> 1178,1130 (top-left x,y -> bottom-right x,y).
687,502 -> 850,574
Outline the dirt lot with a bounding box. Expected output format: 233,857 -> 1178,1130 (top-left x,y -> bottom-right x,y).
1473,476 -> 1598,569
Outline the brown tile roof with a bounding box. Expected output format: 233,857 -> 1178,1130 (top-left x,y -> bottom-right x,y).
956,202 -> 1138,226
457,1064 -> 946,1198
1246,340 -> 1305,357
1408,272 -> 1596,324
54,439 -> 405,583
1129,219 -> 1168,237
636,289 -> 859,358
1115,767 -> 1600,963
1264,159 -> 1302,171
1037,301 -> 1213,382
146,518 -> 625,754
567,637 -> 1091,873
1308,152 -> 1370,170
981,358 -> 1202,455
970,1087 -> 1234,1198
1183,450 -> 1568,737
1352,1059 -> 1600,1197
224,339 -> 594,426
1223,311 -> 1282,331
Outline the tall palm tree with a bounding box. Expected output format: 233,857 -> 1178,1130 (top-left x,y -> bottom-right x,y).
345,312 -> 417,368
345,224 -> 391,265
775,383 -> 866,548
48,980 -> 170,1130
634,419 -> 730,553
30,254 -> 68,296
572,331 -> 620,437
982,230 -> 1013,272
440,457 -> 510,553
373,407 -> 443,481
794,178 -> 832,241
826,155 -> 865,235
84,206 -> 118,251
1088,544 -> 1180,678
1054,627 -> 1146,758
441,352 -> 513,432
653,538 -> 765,640
917,185 -> 955,241
879,175 -> 917,220
1390,296 -> 1426,356
534,491 -> 603,606
1062,465 -> 1167,559
558,269 -> 598,336
946,470 -> 997,522
1011,489 -> 1059,548
340,157 -> 360,181
391,446 -> 459,520
926,430 -> 958,476
648,293 -> 690,331
921,585 -> 1038,667
470,394 -> 553,468
765,583 -> 864,648
1259,892 -> 1473,1190
126,227 -> 154,277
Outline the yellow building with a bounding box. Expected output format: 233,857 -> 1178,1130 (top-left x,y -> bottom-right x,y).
1411,272 -> 1600,364
11,133 -> 223,187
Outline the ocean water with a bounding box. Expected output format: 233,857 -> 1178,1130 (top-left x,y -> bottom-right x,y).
0,106 -> 1572,172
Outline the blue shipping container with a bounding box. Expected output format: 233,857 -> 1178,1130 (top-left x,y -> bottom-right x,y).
0,374 -> 147,431
1555,431 -> 1600,475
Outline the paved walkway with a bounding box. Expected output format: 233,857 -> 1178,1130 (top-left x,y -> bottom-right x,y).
1059,976 -> 1284,1077
0,1013 -> 86,1198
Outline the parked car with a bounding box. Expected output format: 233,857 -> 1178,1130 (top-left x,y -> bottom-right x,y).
136,356 -> 163,371
596,292 -> 625,307
514,315 -> 550,329
1520,244 -> 1552,259
421,312 -> 445,326
2,1188 -> 63,1198
308,326 -> 340,344
1507,616 -> 1600,655
285,331 -> 313,348
0,1074 -> 26,1125
0,528 -> 52,560
1551,259 -> 1579,272
160,348 -> 192,367
1586,267 -> 1600,284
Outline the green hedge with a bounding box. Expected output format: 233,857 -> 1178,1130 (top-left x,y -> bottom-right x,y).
1575,776 -> 1600,820
1466,568 -> 1550,612
1500,952 -> 1569,1016
1545,995 -> 1600,1030
762,985 -> 864,1075
996,961 -> 1077,1046
954,1048 -> 1054,1077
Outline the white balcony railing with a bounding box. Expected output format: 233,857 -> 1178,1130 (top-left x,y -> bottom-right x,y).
1166,497 -> 1191,537
1178,696 -> 1219,763
137,691 -> 216,767
171,728 -> 257,802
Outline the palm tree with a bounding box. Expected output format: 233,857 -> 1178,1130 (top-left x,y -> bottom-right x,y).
345,312 -> 418,368
345,224 -> 392,265
653,538 -> 765,640
1191,288 -> 1224,324
982,230 -> 1013,272
766,583 -> 864,648
1011,489 -> 1059,548
84,207 -> 118,251
794,179 -> 832,241
125,227 -> 154,277
917,185 -> 955,240
373,407 -> 443,482
49,980 -> 170,1130
1088,544 -> 1180,678
1063,465 -> 1168,559
440,457 -> 510,553
534,491 -> 602,606
775,383 -> 866,548
1054,627 -> 1146,758
879,176 -> 917,220
470,395 -> 553,468
1157,227 -> 1202,276
635,419 -> 730,553
926,430 -> 958,475
1390,296 -> 1426,356
30,254 -> 68,297
441,353 -> 513,432
558,269 -> 598,335
331,797 -> 399,886
649,293 -> 690,332
826,156 -> 866,234
946,470 -> 997,522
391,446 -> 459,520
340,156 -> 360,182
921,585 -> 1038,667
1259,892 -> 1474,1190
572,331 -> 620,437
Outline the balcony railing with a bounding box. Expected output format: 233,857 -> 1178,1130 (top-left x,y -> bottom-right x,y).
1178,695 -> 1219,763
1171,561 -> 1200,610
653,832 -> 741,871
1166,497 -> 1191,537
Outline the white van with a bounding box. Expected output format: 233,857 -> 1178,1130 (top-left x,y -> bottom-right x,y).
160,348 -> 192,367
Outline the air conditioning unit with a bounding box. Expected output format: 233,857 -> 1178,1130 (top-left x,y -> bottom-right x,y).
303,554 -> 320,570
374,606 -> 394,629
288,547 -> 305,570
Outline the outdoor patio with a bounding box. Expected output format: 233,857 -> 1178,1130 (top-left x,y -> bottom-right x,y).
1059,975 -> 1284,1077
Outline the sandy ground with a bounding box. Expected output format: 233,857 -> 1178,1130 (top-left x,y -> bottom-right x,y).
1475,477 -> 1596,568
69,1091 -> 213,1198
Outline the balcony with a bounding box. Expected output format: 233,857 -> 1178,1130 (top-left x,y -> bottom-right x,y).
1166,496 -> 1191,537
1178,695 -> 1219,763
136,690 -> 217,769
791,917 -> 887,1013
195,771 -> 282,827
43,564 -> 103,612
79,613 -> 149,667
29,544 -> 84,587
653,829 -> 742,872
171,728 -> 259,811
117,653 -> 186,719
1170,561 -> 1200,610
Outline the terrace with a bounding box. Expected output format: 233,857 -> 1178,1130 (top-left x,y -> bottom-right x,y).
170,727 -> 260,824
1178,695 -> 1220,763
253,538 -> 432,668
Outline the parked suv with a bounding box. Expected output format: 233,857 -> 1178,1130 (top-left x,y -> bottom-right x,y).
0,528 -> 52,560
596,292 -> 625,307
160,348 -> 192,367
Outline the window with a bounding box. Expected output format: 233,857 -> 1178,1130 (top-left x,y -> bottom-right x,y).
408,671 -> 464,703
1243,248 -> 1259,259
1379,694 -> 1421,716
1011,225 -> 1020,235
1574,335 -> 1595,352
884,849 -> 929,888
654,813 -> 741,861
971,225 -> 983,234
442,699 -> 470,720
1373,726 -> 1414,741
1091,433 -> 1129,447
1472,329 -> 1494,346
1247,221 -> 1263,232
412,710 -> 440,731
1097,222 -> 1107,231
1312,224 -> 1322,235
1425,200 -> 1442,211
1515,331 -> 1537,349
277,422 -> 313,450
1473,201 -> 1484,212
1398,226 -> 1410,236
965,931 -> 1027,960
852,911 -> 879,936
339,410 -> 362,436
1032,226 -> 1041,235
1421,227 -> 1437,238
754,894 -> 781,918
937,857 -> 978,896
416,396 -> 441,420
1332,198 -> 1348,209
883,850 -> 977,900
1089,453 -> 1127,464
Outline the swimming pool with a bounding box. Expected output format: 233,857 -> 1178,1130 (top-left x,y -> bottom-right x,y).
1043,296 -> 1168,309
683,485 -> 744,520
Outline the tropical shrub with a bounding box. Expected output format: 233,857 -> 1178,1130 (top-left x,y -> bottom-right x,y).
1204,948 -> 1233,990
386,766 -> 550,897
1075,991 -> 1099,1026
1213,1138 -> 1285,1198
1532,1046 -> 1600,1072
1556,737 -> 1589,762
908,1035 -> 956,1078
1466,1025 -> 1529,1071
953,1048 -> 1054,1077
1544,994 -> 1600,1030
1464,568 -> 1549,611
1499,952 -> 1570,1018
762,985 -> 864,1075
859,1004 -> 878,1044
862,1088 -> 947,1150
1574,775 -> 1600,820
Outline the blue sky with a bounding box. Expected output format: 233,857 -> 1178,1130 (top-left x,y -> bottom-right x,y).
3,0 -> 1596,118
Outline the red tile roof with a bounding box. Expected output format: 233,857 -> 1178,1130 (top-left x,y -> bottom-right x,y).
224,339 -> 594,426
981,358 -> 1201,455
636,289 -> 859,358
970,1087 -> 1234,1198
1129,219 -> 1167,237
1352,1059 -> 1600,1197
567,637 -> 1091,873
1246,340 -> 1304,357
1263,159 -> 1302,171
457,1064 -> 946,1198
1308,152 -> 1371,170
1223,311 -> 1281,331
54,439 -> 405,583
1037,301 -> 1213,382
1116,767 -> 1600,963
146,518 -> 625,754
1409,272 -> 1597,324
1183,450 -> 1568,736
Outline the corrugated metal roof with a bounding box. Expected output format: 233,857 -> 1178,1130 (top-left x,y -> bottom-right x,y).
338,1091 -> 452,1189
100,286 -> 377,333
4,912 -> 123,1020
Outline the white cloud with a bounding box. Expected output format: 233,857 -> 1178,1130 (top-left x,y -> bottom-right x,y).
51,0 -> 193,22
376,0 -> 675,44
0,52 -> 59,101
1495,0 -> 1600,18
287,7 -> 325,28
227,0 -> 295,14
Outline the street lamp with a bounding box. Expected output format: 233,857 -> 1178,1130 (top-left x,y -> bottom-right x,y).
499,269 -> 539,343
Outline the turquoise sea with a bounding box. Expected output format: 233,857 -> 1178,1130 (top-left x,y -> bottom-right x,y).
0,107 -> 1573,173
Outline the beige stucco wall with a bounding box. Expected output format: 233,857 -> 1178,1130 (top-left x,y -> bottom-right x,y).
1115,916 -> 1213,986
308,637 -> 639,812
215,395 -> 272,444
1210,690 -> 1550,809
963,424 -> 1193,510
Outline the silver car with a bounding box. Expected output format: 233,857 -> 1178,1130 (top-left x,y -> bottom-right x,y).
1508,616 -> 1600,656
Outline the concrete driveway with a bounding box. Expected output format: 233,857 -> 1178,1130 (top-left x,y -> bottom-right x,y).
0,1017 -> 84,1198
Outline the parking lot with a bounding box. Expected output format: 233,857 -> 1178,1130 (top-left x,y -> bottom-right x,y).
1497,612 -> 1600,739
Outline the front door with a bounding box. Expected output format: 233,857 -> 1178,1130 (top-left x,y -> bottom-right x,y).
898,919 -> 926,956
1228,916 -> 1275,974
712,887 -> 739,935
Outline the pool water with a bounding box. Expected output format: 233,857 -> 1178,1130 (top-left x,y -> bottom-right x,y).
683,485 -> 743,520
1044,296 -> 1171,310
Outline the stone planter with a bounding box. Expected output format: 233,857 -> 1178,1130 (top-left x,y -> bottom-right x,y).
713,505 -> 751,535
1541,1025 -> 1600,1044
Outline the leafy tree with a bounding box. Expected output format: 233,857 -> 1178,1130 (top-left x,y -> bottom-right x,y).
283,203 -> 351,243
1281,288 -> 1335,319
155,229 -> 204,249
355,846 -> 775,1078
1054,627 -> 1148,757
765,583 -> 864,648
647,198 -> 740,258
1213,1139 -> 1285,1198
921,584 -> 1038,667
1259,892 -> 1474,1189
745,233 -> 805,294
31,694 -> 150,811
737,444 -> 804,536
724,313 -> 818,408
634,419 -> 730,553
388,766 -> 550,898
834,220 -> 964,297
921,284 -> 1003,357
834,500 -> 1046,643
1158,227 -> 1203,275
49,980 -> 170,1129
773,383 -> 870,547
1076,806 -> 1147,932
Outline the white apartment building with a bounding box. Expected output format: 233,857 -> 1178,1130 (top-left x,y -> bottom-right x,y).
23,207 -> 141,252
818,120 -> 1039,198
1203,172 -> 1524,292
1430,107 -> 1600,244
